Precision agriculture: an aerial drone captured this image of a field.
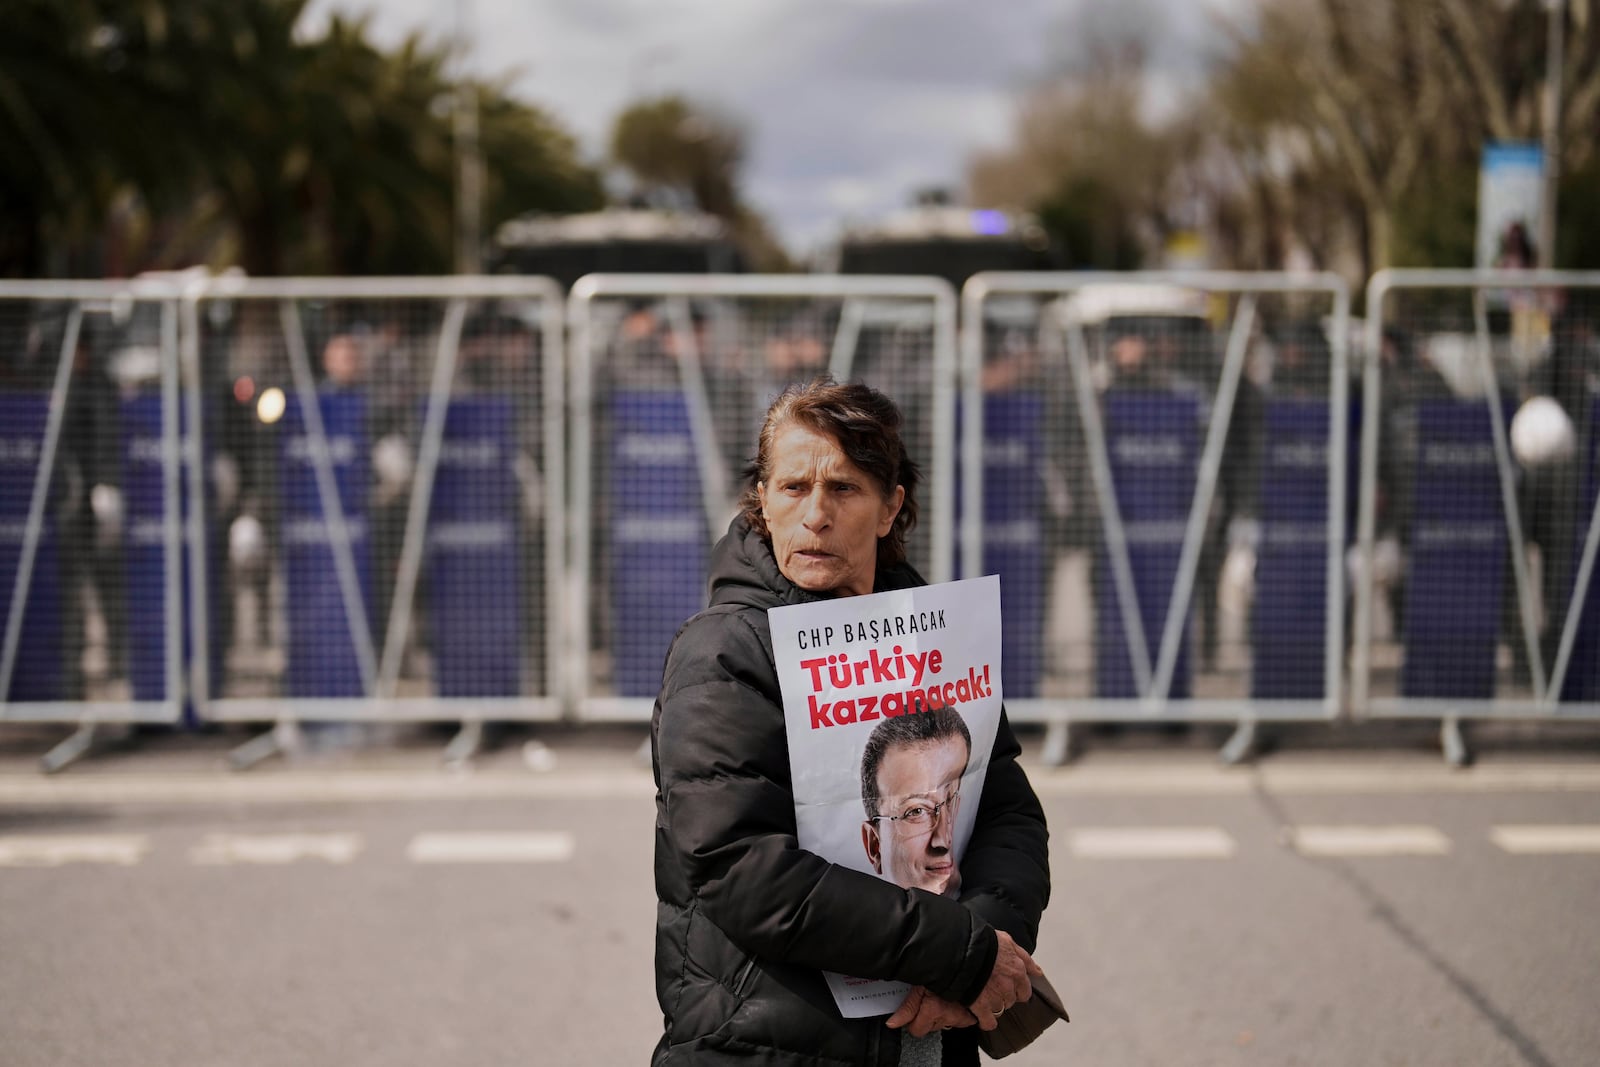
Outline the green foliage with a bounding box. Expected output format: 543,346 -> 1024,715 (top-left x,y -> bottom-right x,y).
965,33 -> 1191,270
974,0 -> 1600,283
1557,159 -> 1600,270
0,0 -> 171,272
480,90 -> 606,245
610,95 -> 745,220
608,93 -> 792,269
1389,159 -> 1479,269
1034,175 -> 1143,270
0,0 -> 602,277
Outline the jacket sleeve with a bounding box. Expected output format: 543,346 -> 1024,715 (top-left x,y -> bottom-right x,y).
653,608 -> 1000,1006
957,710 -> 1051,953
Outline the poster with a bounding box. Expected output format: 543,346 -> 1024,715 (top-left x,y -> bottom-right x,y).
769,575 -> 1003,1018
1477,143 -> 1544,275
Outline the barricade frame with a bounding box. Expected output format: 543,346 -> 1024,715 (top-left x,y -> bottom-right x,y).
567,273 -> 959,722
182,276 -> 569,762
961,271 -> 1353,761
0,280 -> 188,766
1355,269 -> 1600,761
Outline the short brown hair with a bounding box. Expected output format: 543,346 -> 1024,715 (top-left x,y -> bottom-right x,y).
739,377 -> 920,569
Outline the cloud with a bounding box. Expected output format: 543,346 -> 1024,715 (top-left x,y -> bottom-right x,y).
305,0 -> 1236,255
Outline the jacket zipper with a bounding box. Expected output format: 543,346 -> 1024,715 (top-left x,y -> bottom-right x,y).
731,955 -> 757,996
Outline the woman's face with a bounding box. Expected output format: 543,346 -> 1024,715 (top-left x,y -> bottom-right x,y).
757,423 -> 904,598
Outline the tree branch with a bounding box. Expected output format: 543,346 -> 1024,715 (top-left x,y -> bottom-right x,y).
1308,84 -> 1382,211
1565,31 -> 1600,167
1434,0 -> 1516,140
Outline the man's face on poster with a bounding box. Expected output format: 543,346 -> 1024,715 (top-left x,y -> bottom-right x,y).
861,736 -> 968,897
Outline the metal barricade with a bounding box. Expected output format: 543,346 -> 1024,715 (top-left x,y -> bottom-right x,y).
183,276 -> 566,765
568,274 -> 957,721
25,267 -> 1595,766
0,280 -> 189,767
1355,270 -> 1600,763
960,272 -> 1353,762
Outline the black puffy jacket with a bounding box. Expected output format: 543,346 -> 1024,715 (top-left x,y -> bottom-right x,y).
651,518 -> 1051,1065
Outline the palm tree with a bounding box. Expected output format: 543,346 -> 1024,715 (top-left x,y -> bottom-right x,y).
1,0 -> 604,277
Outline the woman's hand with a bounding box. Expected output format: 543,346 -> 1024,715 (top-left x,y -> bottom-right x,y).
886,985 -> 978,1037
967,930 -> 1043,1031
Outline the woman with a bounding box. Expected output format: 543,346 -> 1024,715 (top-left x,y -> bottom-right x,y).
651,378 -> 1051,1065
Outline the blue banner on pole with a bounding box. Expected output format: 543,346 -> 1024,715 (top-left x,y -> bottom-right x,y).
980,391 -> 1046,698
426,396 -> 521,697
1401,400 -> 1507,699
280,391 -> 372,698
1096,389 -> 1200,699
1252,399 -> 1330,699
0,392 -> 63,701
607,390 -> 708,697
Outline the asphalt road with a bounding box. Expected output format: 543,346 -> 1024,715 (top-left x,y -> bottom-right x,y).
2,725 -> 1599,1067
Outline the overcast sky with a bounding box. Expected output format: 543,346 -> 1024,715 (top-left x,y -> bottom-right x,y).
304,0 -> 1248,257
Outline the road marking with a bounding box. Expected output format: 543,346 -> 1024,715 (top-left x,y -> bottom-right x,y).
1490,825 -> 1600,854
2,761 -> 1600,807
0,834 -> 149,867
1289,825 -> 1451,856
1032,763 -> 1600,797
0,771 -> 658,806
190,833 -> 362,865
1070,827 -> 1237,858
406,831 -> 574,864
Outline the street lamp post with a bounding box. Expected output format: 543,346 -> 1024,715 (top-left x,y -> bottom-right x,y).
1540,0 -> 1565,268
454,0 -> 483,275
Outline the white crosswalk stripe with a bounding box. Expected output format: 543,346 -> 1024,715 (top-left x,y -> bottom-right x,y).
0,834 -> 150,867
1069,827 -> 1237,858
189,833 -> 363,865
3,763 -> 1599,807
1489,825 -> 1600,854
1288,825 -> 1452,857
9,825 -> 1595,868
406,831 -> 574,864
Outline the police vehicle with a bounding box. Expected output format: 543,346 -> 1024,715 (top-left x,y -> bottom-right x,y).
490,206 -> 744,289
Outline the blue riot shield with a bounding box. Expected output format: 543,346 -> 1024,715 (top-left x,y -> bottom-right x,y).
980,391 -> 1046,698
121,392 -> 171,701
1401,400 -> 1507,699
426,396 -> 521,697
1560,393 -> 1600,701
1096,389 -> 1199,699
1252,399 -> 1332,699
607,390 -> 708,697
0,392 -> 64,701
280,391 -> 373,698
121,393 -> 222,714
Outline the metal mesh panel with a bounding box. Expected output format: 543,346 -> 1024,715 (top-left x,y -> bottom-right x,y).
192,280 -> 563,720
0,287 -> 183,721
1358,272 -> 1600,716
963,274 -> 1350,721
571,277 -> 955,716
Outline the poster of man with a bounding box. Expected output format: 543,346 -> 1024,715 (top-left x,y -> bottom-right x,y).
769,574 -> 1004,1017
859,708 -> 970,898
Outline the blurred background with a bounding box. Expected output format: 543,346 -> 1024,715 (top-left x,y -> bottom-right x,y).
4,0 -> 1599,281
4,3 -> 1600,1066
